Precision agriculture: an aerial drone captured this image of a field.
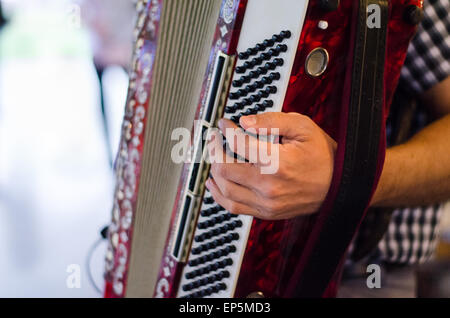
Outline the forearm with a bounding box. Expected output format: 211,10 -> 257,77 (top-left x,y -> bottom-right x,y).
371,114 -> 450,208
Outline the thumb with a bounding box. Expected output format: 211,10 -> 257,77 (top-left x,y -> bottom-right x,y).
239,112 -> 311,140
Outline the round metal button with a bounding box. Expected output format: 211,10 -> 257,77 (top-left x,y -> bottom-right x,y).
305,47 -> 329,77
247,291 -> 265,298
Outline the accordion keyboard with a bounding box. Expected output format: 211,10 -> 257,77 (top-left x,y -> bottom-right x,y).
177,0 -> 309,298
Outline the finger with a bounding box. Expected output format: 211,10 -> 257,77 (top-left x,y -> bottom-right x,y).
239,112 -> 313,141
218,118 -> 275,164
207,129 -> 259,187
209,165 -> 260,207
206,178 -> 260,217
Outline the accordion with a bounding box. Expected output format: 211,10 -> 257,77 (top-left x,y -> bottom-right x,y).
104,0 -> 421,298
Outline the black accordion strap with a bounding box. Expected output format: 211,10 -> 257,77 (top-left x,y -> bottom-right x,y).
293,0 -> 389,297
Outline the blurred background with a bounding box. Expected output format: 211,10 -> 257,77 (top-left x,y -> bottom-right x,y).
0,0 -> 449,298
0,0 -> 134,297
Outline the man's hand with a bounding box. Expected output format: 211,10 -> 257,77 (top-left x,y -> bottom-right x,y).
206,112 -> 337,220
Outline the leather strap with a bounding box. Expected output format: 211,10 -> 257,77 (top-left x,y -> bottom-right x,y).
293,0 -> 389,297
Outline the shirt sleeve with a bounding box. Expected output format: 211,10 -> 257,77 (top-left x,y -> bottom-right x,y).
398,0 -> 450,95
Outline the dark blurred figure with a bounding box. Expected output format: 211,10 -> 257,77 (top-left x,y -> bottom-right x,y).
81,0 -> 135,166
0,1 -> 7,30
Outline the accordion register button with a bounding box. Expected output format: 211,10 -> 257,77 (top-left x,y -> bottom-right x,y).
255,43 -> 266,51
270,72 -> 281,80
232,79 -> 243,87
260,52 -> 272,61
264,62 -> 275,71
272,33 -> 283,43
246,47 -> 258,56
203,196 -> 214,204
263,38 -> 275,47
280,30 -> 292,39
254,105 -> 264,112
235,66 -> 246,74
233,220 -> 243,228
257,66 -> 268,75
235,102 -> 245,110
263,100 -> 274,108
276,44 -> 288,53
229,92 -> 240,100
237,89 -> 247,97
231,116 -> 240,123
186,272 -> 194,279
249,83 -> 258,91
242,98 -> 252,106
224,106 -> 236,113
253,57 -> 263,66
273,58 -> 284,66
240,75 -> 251,83
261,76 -> 272,85
248,70 -> 259,79
268,48 -> 280,57
249,95 -> 261,103
242,109 -> 253,116
266,86 -> 277,94
238,52 -> 249,60
258,90 -> 269,99
243,61 -> 255,69
254,80 -> 264,89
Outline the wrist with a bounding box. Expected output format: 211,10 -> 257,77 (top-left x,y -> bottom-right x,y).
370,147 -> 400,207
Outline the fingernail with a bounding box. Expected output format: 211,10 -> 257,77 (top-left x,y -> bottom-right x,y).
218,119 -> 225,131
205,179 -> 211,188
240,115 -> 256,127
